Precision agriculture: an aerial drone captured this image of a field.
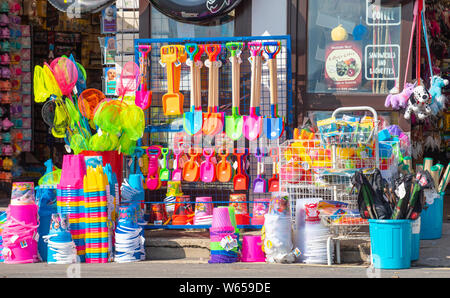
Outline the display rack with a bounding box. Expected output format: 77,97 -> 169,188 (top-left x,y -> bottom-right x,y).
133,35 -> 294,229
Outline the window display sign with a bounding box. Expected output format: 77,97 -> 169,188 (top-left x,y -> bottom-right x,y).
364,44 -> 400,81
366,0 -> 401,26
101,5 -> 117,34
324,42 -> 362,91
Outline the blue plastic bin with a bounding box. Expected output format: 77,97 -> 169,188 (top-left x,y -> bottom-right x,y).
420,192 -> 444,240
369,219 -> 412,269
411,219 -> 420,261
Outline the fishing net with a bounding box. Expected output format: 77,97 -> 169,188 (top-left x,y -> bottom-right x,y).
78,89 -> 106,120
50,57 -> 78,97
120,104 -> 145,141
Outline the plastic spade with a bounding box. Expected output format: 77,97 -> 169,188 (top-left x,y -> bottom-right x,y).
200,148 -> 216,183
183,43 -> 203,135
161,45 -> 183,116
233,148 -> 249,191
216,148 -> 232,182
243,42 -> 263,141
263,41 -> 284,140
268,147 -> 280,192
225,42 -> 244,140
171,148 -> 183,181
135,45 -> 152,110
159,148 -> 170,181
202,44 -> 223,136
253,148 -> 267,193
183,148 -> 200,182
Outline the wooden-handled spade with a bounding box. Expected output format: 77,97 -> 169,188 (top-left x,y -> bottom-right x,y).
263,41 -> 284,140
225,42 -> 244,141
243,42 -> 263,141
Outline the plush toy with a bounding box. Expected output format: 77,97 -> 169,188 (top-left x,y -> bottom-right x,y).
385,82 -> 415,110
429,75 -> 448,112
404,85 -> 432,121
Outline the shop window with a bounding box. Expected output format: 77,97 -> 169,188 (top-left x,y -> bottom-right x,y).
307,0 -> 402,94
150,6 -> 234,39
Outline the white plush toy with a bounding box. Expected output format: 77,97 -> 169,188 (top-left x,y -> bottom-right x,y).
404,84 -> 432,121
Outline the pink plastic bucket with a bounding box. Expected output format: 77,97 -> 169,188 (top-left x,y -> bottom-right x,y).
3,238 -> 38,264
59,155 -> 86,189
241,235 -> 265,262
194,197 -> 213,225
211,207 -> 232,229
8,203 -> 38,225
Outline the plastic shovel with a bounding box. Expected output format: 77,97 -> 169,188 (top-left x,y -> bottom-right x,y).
225,42 -> 244,140
202,44 -> 223,136
135,45 -> 152,110
216,148 -> 232,182
161,45 -> 183,116
263,41 -> 284,140
200,148 -> 216,183
171,148 -> 183,181
159,148 -> 170,182
268,147 -> 280,192
183,43 -> 203,135
253,148 -> 267,193
233,148 -> 249,191
243,42 -> 263,141
183,148 -> 200,182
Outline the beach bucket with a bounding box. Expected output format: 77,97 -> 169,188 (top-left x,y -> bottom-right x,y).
59,155 -> 86,188
8,203 -> 38,225
251,198 -> 270,225
241,235 -> 265,262
211,207 -> 233,229
172,195 -> 194,225
268,192 -> 291,216
150,203 -> 167,225
3,238 -> 39,264
369,219 -> 412,269
411,218 -> 420,261
194,197 -> 213,225
10,182 -> 35,205
420,192 -> 444,240
230,194 -> 250,225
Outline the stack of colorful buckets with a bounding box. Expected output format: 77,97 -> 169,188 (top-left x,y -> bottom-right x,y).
56,155 -> 87,262
209,206 -> 240,263
2,182 -> 39,264
83,165 -> 109,263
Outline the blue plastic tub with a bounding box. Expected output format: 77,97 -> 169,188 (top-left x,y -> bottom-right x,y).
369,219 -> 412,269
420,192 -> 444,240
411,219 -> 420,261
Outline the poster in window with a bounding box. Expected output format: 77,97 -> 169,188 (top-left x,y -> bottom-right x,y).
101,5 -> 117,34
324,41 -> 362,91
104,36 -> 116,64
104,66 -> 117,95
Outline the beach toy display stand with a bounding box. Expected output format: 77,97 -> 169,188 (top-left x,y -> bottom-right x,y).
134,35 -> 293,231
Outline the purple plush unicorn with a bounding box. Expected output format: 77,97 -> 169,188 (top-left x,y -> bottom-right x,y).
385,82 -> 415,110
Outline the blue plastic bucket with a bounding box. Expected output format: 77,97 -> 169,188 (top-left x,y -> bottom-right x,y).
420,192 -> 444,240
411,218 -> 420,261
369,219 -> 412,269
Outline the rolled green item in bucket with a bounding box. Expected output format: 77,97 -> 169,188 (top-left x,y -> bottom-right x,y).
438,163 -> 450,193
430,165 -> 440,190
423,157 -> 433,174
403,156 -> 412,172
436,164 -> 444,177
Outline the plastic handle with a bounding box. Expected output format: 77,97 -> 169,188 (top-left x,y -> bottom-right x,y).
263,41 -> 281,59
160,45 -> 178,64
218,148 -> 229,158
185,43 -> 199,61
195,44 -> 205,61
226,42 -> 243,57
248,41 -> 262,57
138,45 -> 151,56
205,44 -> 222,62
203,148 -> 215,159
